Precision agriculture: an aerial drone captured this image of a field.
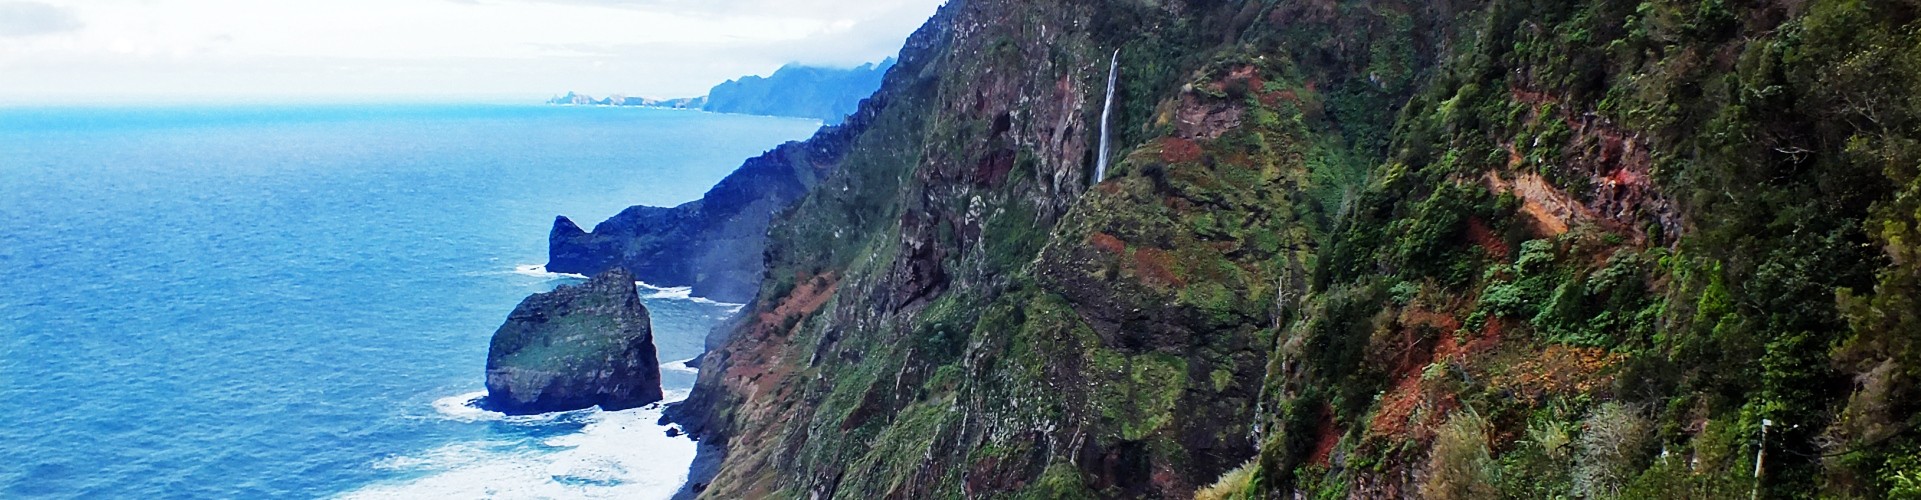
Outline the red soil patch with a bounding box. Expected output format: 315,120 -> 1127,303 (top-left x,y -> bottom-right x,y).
1260,87 -> 1300,108
755,273 -> 839,334
1310,404 -> 1341,466
1160,137 -> 1203,164
1206,65 -> 1264,95
1434,317 -> 1505,364
1089,232 -> 1127,254
1370,367 -> 1426,439
723,273 -> 841,400
1371,313 -> 1504,440
1466,217 -> 1511,259
1132,247 -> 1184,288
1370,310 -> 1446,439
1399,307 -> 1462,332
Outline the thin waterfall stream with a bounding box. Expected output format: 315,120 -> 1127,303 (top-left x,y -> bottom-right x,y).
1095,49 -> 1119,183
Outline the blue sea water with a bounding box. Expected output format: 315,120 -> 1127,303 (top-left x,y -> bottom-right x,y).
0,104 -> 820,498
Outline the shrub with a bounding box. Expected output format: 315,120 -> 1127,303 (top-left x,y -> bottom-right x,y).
1574,402 -> 1654,498
1196,461 -> 1257,500
1886,447 -> 1921,500
1424,410 -> 1499,499
1529,418 -> 1574,460
1499,414 -> 1577,498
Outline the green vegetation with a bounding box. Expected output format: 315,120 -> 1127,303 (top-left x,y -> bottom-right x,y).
679,0 -> 1921,498
1424,410 -> 1498,499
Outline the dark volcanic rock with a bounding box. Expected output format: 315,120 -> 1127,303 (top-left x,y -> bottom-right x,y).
484,268 -> 662,415
546,87 -> 886,303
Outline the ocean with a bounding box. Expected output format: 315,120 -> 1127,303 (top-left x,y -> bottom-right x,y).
0,104 -> 820,498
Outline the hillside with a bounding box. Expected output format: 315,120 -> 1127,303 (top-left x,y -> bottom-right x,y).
565,0 -> 1921,497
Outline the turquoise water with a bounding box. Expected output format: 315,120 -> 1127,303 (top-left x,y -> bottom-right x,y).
0,104 -> 818,498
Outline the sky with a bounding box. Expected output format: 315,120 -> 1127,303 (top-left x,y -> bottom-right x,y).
0,0 -> 945,104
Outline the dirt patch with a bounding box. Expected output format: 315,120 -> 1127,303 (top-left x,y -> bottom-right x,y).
1160,138 -> 1204,164
756,273 -> 840,332
1502,84 -> 1679,244
1466,217 -> 1511,259
1484,170 -> 1576,237
1173,94 -> 1244,141
1090,232 -> 1127,254
1132,247 -> 1184,288
1399,307 -> 1461,332
1309,404 -> 1341,466
1370,313 -> 1501,440
1370,368 -> 1428,439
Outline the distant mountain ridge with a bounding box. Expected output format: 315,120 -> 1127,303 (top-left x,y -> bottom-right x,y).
547,59 -> 893,124
547,92 -> 705,109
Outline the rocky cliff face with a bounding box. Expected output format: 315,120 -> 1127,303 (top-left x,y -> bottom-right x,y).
545,102 -> 880,303
651,0 -> 1921,498
669,0 -> 1287,496
485,268 -> 663,415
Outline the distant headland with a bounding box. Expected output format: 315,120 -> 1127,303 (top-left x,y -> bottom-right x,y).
547,58 -> 894,125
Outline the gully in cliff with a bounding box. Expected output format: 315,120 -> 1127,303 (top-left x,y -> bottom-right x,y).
482,267 -> 664,415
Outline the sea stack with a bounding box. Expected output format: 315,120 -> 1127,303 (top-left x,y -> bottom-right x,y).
484,267 -> 663,415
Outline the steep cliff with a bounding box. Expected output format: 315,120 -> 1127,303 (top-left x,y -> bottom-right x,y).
485,268 -> 663,415
546,100 -> 878,303
670,0 -> 1306,496
652,0 -> 1921,498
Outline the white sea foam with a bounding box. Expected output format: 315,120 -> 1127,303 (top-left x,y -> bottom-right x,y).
661,358 -> 700,376
430,391 -> 500,423
511,265 -> 745,310
513,264 -> 588,280
634,280 -> 694,300
344,392 -> 697,500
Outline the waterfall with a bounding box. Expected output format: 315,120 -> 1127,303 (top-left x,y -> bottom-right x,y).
1095,49 -> 1119,183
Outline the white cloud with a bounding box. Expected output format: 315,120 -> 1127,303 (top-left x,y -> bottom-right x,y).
0,0 -> 945,103
0,1 -> 80,37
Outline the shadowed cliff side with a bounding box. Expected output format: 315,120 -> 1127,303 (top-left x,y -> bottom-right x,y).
546,90 -> 889,304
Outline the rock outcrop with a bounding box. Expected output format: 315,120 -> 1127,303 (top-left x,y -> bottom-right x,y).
484,268 -> 662,415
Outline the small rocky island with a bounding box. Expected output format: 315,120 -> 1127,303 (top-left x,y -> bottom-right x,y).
484,267 -> 663,415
